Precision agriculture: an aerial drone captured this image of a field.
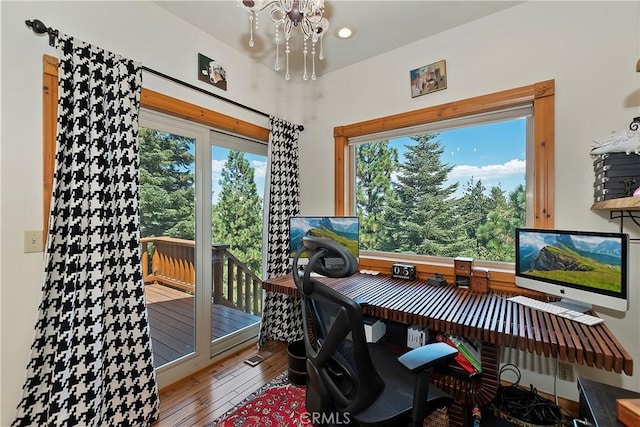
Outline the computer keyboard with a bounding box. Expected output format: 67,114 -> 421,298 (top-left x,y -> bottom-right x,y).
507,295 -> 605,326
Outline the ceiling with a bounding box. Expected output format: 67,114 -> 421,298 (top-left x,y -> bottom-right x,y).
154,1 -> 522,79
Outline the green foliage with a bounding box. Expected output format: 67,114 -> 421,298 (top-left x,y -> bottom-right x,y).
355,140 -> 398,249
474,185 -> 524,262
356,133 -> 527,262
509,184 -> 526,227
376,133 -> 471,257
455,179 -> 491,256
212,150 -> 263,278
139,129 -> 264,279
139,128 -> 195,240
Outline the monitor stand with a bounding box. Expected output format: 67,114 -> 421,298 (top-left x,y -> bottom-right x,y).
551,298 -> 592,313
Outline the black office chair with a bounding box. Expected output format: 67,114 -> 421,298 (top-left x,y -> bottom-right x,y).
293,236 -> 458,426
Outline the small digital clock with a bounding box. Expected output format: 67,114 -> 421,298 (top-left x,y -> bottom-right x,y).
391,263 -> 416,280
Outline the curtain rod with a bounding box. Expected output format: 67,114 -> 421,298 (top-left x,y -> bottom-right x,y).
24,18 -> 304,132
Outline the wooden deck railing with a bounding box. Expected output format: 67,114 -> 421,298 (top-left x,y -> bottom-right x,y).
140,236 -> 263,316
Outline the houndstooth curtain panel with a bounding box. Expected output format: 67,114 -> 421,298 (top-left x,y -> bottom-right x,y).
258,116 -> 304,346
13,33 -> 158,426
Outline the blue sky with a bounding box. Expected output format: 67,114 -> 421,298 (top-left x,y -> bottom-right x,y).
390,118 -> 526,198
210,117 -> 526,203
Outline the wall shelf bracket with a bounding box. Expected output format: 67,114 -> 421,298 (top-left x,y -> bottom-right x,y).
608,210 -> 640,241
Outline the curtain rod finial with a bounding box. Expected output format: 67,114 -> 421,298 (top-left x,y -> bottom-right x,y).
25,19 -> 47,34
26,19 -> 57,46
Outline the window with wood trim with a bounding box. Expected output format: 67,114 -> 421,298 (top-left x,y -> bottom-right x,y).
334,80 -> 555,292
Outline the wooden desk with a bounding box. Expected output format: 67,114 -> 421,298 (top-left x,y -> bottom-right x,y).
263,273 -> 633,376
265,273 -> 633,426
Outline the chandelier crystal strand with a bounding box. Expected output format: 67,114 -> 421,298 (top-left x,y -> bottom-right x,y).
274,24 -> 280,71
303,38 -> 308,81
311,41 -> 316,80
248,12 -> 255,47
239,0 -> 328,80
318,17 -> 328,61
285,37 -> 291,80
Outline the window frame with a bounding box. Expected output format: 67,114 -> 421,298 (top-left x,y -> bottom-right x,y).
334,80 -> 555,292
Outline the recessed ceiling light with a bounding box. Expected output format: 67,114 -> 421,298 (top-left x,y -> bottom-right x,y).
336,26 -> 355,39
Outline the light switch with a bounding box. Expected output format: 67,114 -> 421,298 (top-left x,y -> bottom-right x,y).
24,230 -> 44,253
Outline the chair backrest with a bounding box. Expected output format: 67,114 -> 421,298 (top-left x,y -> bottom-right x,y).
293,236 -> 385,415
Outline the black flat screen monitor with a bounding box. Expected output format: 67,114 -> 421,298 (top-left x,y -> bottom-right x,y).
515,228 -> 628,312
289,216 -> 359,259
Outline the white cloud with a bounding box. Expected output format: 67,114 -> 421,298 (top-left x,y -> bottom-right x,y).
252,159 -> 267,179
448,158 -> 525,180
211,159 -> 225,183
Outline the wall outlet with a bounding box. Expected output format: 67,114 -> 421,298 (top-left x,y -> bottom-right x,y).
558,361 -> 573,381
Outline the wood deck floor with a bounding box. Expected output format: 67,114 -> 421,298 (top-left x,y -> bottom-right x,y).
145,283 -> 261,367
155,340 -> 289,427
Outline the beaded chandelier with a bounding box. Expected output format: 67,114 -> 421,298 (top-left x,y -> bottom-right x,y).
238,0 -> 329,81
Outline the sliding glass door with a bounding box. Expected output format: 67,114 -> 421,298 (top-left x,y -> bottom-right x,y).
138,110 -> 267,385
138,110 -> 211,385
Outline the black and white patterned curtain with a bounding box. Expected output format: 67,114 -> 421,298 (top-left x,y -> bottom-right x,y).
258,116 -> 304,346
13,34 -> 158,426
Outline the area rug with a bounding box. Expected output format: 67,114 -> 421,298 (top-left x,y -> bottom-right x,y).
209,372 -> 311,427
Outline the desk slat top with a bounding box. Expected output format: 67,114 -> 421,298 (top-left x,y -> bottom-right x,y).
263,273 -> 633,375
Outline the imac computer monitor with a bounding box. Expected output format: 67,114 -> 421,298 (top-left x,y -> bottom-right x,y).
289,216 -> 359,260
515,228 -> 628,312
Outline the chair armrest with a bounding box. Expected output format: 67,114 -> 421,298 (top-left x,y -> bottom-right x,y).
353,297 -> 369,307
398,342 -> 458,373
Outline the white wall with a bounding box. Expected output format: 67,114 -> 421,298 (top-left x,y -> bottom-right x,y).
300,0 -> 640,401
0,1 -> 305,425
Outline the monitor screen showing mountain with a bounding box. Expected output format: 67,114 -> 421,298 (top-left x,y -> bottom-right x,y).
289,216 -> 359,259
515,228 -> 628,312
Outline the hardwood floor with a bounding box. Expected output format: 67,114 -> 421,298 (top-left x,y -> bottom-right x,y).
154,340 -> 289,427
152,340 -> 578,426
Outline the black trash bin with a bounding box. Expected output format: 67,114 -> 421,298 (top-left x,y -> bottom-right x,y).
287,340 -> 307,386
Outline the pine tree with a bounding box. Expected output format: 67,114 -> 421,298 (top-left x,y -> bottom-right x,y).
477,186 -> 515,261
212,150 -> 263,277
355,140 -> 398,250
139,128 -> 195,240
508,184 -> 526,229
378,133 -> 469,256
456,178 -> 491,257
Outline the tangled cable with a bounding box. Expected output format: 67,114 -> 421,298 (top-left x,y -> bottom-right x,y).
493,364 -> 564,425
